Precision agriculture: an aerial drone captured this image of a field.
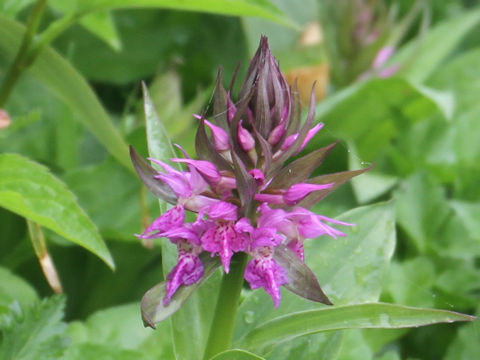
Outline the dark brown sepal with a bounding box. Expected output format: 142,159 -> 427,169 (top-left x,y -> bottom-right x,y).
274,245 -> 333,305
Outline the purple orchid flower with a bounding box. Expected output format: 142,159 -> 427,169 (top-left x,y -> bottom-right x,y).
132,36 -> 368,309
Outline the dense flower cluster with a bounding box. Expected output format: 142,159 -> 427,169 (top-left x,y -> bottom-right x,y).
133,36 -> 365,308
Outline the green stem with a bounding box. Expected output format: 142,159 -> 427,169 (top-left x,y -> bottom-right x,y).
203,252 -> 248,360
0,0 -> 48,106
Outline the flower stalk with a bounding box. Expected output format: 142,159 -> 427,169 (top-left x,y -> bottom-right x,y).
202,252 -> 248,360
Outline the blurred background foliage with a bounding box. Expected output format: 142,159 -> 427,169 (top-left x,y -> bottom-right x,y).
1,0 -> 479,359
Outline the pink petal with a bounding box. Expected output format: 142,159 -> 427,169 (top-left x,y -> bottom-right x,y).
207,201 -> 238,221
284,182 -> 334,206
281,133 -> 298,151
249,169 -> 265,185
244,254 -> 289,308
254,193 -> 285,205
201,222 -> 248,273
164,251 -> 204,305
238,120 -> 255,151
155,173 -> 191,198
296,123 -> 324,154
137,205 -> 185,239
171,158 -> 221,186
373,46 -> 395,69
286,238 -> 305,261
204,119 -> 231,151
268,123 -> 286,145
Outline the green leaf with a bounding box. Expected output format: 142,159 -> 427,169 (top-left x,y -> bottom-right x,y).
0,15 -> 131,170
0,296 -> 68,360
428,48 -> 480,114
445,306 -> 480,360
336,330 -> 373,360
210,349 -> 265,360
435,261 -> 480,308
315,78 -> 451,162
394,173 -> 449,252
77,12 -> 122,51
63,158 -> 152,241
392,9 -> 480,83
0,0 -> 35,18
0,153 -> 114,269
76,0 -> 296,28
264,332 -> 343,360
141,254 -> 221,328
236,303 -> 476,353
385,257 -> 436,308
63,343 -> 146,360
142,83 -> 179,171
49,1 -> 122,50
0,267 -> 37,316
348,142 -> 397,203
66,302 -> 175,359
450,201 -> 480,240
312,202 -> 396,306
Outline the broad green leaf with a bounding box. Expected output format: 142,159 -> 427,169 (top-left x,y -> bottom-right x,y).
0,15 -> 131,170
63,343 -> 146,360
445,306 -> 480,360
0,296 -> 68,360
63,158 -> 153,241
66,302 -> 175,359
0,0 -> 35,17
264,332 -> 343,360
75,0 -> 295,28
336,330 -> 373,360
311,202 -> 396,306
431,209 -> 480,259
49,1 -> 122,50
435,261 -> 480,309
428,48 -> 480,114
236,303 -> 476,353
385,257 -> 436,308
79,12 -> 121,50
394,173 -> 450,252
449,201 -> 480,240
0,267 -> 37,315
210,349 -> 265,360
348,142 -> 397,203
315,78 -> 451,162
233,202 -> 396,356
392,8 -> 480,83
0,153 -> 114,269
375,350 -> 400,360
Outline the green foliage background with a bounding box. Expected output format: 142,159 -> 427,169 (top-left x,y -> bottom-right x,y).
1,0 -> 479,359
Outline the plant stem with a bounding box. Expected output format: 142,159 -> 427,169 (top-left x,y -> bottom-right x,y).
203,252 -> 248,360
0,0 -> 48,106
26,219 -> 63,293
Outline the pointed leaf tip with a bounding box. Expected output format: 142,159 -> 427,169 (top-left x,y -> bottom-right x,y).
274,245 -> 333,305
129,145 -> 177,204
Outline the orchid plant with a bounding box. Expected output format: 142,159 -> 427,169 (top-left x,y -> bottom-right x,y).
130,37 -> 475,359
